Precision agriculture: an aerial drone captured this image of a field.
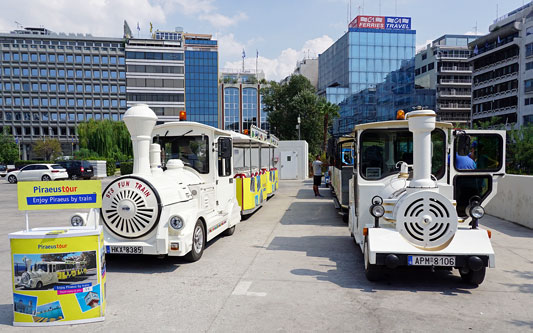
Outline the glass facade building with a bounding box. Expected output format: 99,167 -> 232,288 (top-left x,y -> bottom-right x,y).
0,27 -> 126,159
318,16 -> 418,135
184,36 -> 218,128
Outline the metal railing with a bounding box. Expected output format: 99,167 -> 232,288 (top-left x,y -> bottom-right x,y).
440,79 -> 472,84
439,103 -> 471,109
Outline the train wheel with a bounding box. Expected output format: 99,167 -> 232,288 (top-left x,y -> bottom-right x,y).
223,225 -> 236,236
460,267 -> 486,286
186,219 -> 205,262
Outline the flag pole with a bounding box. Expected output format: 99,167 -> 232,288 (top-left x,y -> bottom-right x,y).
255,50 -> 258,76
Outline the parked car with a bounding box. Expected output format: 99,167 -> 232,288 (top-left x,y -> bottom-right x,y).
0,165 -> 6,177
56,160 -> 94,180
6,164 -> 68,183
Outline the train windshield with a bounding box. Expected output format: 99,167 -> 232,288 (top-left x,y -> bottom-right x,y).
158,135 -> 209,174
360,129 -> 445,180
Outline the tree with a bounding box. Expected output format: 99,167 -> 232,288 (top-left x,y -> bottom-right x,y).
33,138 -> 62,160
262,75 -> 339,155
77,119 -> 132,160
507,124 -> 533,174
0,127 -> 19,163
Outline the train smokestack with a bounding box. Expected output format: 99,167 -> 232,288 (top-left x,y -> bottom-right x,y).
123,104 -> 158,175
407,109 -> 436,188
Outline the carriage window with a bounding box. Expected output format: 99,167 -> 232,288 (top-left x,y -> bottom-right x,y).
158,135 -> 209,174
454,134 -> 502,171
360,129 -> 445,180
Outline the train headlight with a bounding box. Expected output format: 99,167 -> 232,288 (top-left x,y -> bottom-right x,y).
469,205 -> 485,219
370,204 -> 385,218
169,215 -> 184,230
70,214 -> 86,227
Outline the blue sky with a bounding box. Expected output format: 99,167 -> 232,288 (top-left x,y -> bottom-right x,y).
0,0 -> 528,80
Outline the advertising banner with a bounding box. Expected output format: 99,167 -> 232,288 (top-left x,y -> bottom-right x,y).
17,180 -> 102,211
349,15 -> 411,30
10,227 -> 106,326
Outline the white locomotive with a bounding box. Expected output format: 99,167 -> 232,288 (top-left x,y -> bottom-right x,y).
349,109 -> 505,285
73,105 -> 241,261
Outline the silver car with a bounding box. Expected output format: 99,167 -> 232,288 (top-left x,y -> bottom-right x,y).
7,164 -> 69,183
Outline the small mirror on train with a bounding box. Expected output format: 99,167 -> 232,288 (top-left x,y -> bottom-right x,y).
218,137 -> 232,159
456,134 -> 471,156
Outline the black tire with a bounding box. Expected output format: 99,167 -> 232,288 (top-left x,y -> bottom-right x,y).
460,267 -> 486,286
364,237 -> 383,281
42,175 -> 51,181
186,220 -> 206,262
8,175 -> 17,184
36,281 -> 43,289
223,225 -> 236,236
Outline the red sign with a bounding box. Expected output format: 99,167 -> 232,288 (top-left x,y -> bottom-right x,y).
349,15 -> 385,29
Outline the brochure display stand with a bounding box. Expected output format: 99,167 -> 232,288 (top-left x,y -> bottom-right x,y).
10,227 -> 106,326
10,180 -> 105,326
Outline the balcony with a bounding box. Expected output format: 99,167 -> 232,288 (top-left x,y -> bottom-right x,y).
472,89 -> 518,102
472,105 -> 517,119
472,72 -> 518,88
439,66 -> 472,74
439,103 -> 471,110
473,55 -> 519,74
439,79 -> 472,85
438,90 -> 471,98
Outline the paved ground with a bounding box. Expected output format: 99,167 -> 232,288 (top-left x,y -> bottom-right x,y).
0,178 -> 532,332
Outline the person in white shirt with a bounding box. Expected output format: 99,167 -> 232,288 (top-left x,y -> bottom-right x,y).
312,155 -> 324,197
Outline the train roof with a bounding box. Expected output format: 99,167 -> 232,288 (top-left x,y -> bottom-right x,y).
353,120 -> 453,131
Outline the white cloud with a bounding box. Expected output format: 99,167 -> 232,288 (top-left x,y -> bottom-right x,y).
218,33 -> 245,58
0,0 -> 246,36
222,35 -> 334,81
199,12 -> 247,28
0,0 -> 166,37
416,39 -> 432,53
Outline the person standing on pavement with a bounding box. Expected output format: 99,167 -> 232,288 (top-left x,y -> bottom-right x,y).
312,155 -> 324,197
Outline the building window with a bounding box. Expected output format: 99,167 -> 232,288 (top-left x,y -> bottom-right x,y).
527,43 -> 533,57
224,87 -> 240,131
525,79 -> 533,93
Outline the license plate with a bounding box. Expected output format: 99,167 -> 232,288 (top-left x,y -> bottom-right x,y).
408,255 -> 455,266
106,245 -> 143,254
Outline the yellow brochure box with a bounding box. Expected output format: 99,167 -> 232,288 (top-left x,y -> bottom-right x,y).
10,226 -> 106,326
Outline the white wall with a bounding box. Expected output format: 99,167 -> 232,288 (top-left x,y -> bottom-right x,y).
485,174 -> 533,229
275,141 -> 308,180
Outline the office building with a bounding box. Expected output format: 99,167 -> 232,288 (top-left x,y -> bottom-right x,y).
219,69 -> 268,133
469,2 -> 533,126
415,35 -> 479,123
184,33 -> 219,127
319,15 -> 417,135
318,15 -> 416,105
0,27 -> 126,159
282,58 -> 319,90
125,29 -> 185,122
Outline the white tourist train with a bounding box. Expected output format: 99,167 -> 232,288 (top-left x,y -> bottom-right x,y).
348,109 -> 505,285
70,104 -> 278,261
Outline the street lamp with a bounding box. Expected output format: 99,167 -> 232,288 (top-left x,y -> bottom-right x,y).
297,116 -> 301,140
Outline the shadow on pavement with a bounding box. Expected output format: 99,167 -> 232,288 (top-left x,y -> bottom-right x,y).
481,216 -> 533,238
0,304 -> 12,326
268,234 -> 477,295
281,201 -> 344,227
508,320 -> 533,329
295,188 -> 333,200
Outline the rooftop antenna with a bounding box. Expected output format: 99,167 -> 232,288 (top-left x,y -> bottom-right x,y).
473,21 -> 478,35
496,3 -> 499,20
350,0 -> 352,20
14,21 -> 23,29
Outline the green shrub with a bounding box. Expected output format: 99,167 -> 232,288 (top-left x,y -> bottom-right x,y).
105,158 -> 116,176
120,162 -> 133,175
